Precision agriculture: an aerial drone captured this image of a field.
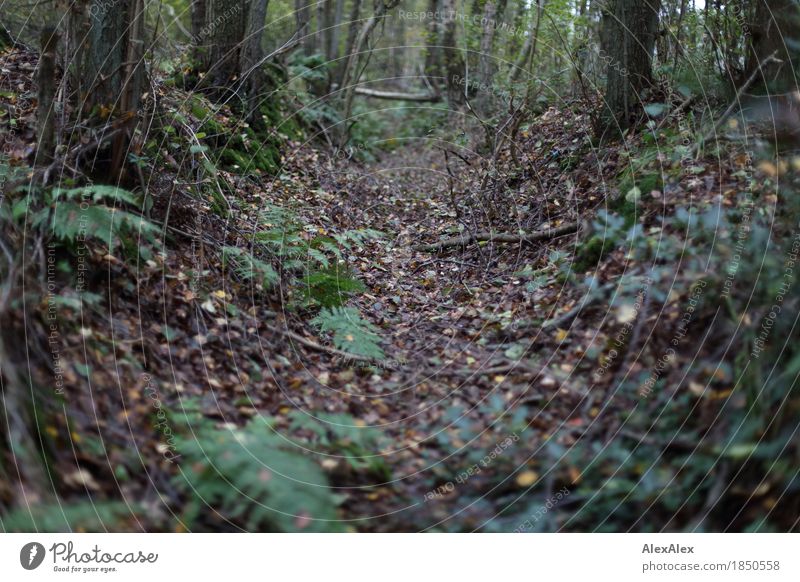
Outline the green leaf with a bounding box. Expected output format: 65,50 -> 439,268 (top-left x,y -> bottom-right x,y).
311,307 -> 384,359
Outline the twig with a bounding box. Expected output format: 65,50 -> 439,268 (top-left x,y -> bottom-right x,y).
278,328 -> 383,365
413,222 -> 579,253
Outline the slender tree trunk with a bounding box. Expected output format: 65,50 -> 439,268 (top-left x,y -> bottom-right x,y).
441,0 -> 464,104
330,0 -> 345,64
423,0 -> 441,89
339,0 -> 363,88
191,0 -> 207,63
596,0 -> 661,137
389,7 -> 406,77
478,0 -> 508,91
339,0 -> 400,145
510,0 -> 544,82
318,0 -> 333,60
36,27 -> 58,165
295,0 -> 314,55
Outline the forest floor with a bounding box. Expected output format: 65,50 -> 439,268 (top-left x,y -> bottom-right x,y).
6,45 -> 793,532
94,103 -> 638,530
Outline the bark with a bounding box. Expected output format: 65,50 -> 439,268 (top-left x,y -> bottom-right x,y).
191,0 -> 207,63
441,0 -> 464,104
596,0 -> 661,137
318,0 -> 333,59
338,0 -> 363,87
746,0 -> 799,93
36,27 -> 58,165
330,0 -> 345,63
423,0 -> 441,88
477,0 -> 508,90
295,0 -> 314,55
84,0 -> 146,113
241,0 -> 270,125
389,6 -> 406,77
204,0 -> 249,92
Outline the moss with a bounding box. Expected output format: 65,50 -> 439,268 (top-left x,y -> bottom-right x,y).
574,235 -> 615,272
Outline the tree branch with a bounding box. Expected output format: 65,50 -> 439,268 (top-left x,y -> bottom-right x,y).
412,222 -> 579,253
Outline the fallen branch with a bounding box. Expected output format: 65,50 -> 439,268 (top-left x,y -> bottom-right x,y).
354,87 -> 441,102
280,328 -> 384,365
413,222 -> 579,253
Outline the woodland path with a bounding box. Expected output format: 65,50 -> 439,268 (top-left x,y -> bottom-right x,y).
261,137 -> 601,528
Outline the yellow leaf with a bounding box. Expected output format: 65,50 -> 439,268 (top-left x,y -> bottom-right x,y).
757,160 -> 778,177
516,470 -> 539,487
555,328 -> 569,342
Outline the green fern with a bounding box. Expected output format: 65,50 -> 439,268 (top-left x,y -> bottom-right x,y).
23,185 -> 159,260
222,246 -> 279,289
332,228 -> 383,250
50,185 -> 141,206
301,267 -> 365,307
311,307 -> 384,359
174,419 -> 344,532
0,501 -> 135,532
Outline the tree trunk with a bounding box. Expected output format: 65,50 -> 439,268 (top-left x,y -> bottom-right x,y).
191,0 -> 207,63
596,0 -> 661,137
330,0 -> 345,64
36,27 -> 58,166
389,6 -> 406,77
746,0 -> 799,93
204,0 -> 249,93
510,0 -> 544,82
423,0 -> 441,89
441,0 -> 464,104
338,0 -> 401,146
241,0 -> 270,125
338,0 -> 363,88
295,0 -> 314,55
477,0 -> 508,92
84,0 -> 146,114
318,0 -> 333,60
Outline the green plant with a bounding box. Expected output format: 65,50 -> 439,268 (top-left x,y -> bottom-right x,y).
222,246 -> 279,289
12,185 -> 159,259
300,267 -> 366,307
288,412 -> 391,479
174,416 -> 344,532
0,501 -> 135,532
311,307 -> 384,359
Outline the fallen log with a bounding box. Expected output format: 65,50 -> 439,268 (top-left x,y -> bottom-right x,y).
354,87 -> 441,102
413,222 -> 579,253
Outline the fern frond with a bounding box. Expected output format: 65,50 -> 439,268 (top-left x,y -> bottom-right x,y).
222,246 -> 279,289
311,307 -> 384,359
51,185 -> 140,206
175,419 -> 343,532
301,268 -> 365,307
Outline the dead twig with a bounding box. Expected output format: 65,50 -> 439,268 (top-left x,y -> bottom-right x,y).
413,222 -> 579,253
